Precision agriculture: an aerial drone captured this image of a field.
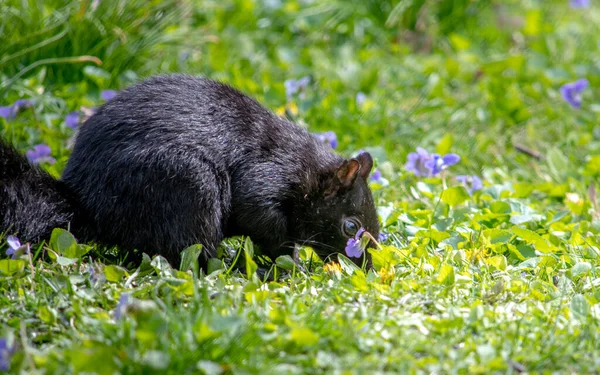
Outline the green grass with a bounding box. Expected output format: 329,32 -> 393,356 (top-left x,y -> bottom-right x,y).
2,0 -> 600,373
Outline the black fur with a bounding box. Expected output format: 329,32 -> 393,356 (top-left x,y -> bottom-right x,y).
2,75 -> 379,266
0,139 -> 74,242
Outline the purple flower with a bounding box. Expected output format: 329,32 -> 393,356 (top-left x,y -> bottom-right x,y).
456,175 -> 483,195
560,79 -> 589,109
570,0 -> 590,8
0,337 -> 16,372
378,232 -> 389,242
0,99 -> 33,121
405,147 -> 460,177
25,144 -> 56,165
425,154 -> 461,175
356,92 -> 367,106
114,293 -> 131,320
5,236 -> 29,260
101,90 -> 118,101
314,131 -> 338,149
6,236 -> 21,259
345,227 -> 365,258
284,76 -> 310,99
370,169 -> 382,182
65,111 -> 80,129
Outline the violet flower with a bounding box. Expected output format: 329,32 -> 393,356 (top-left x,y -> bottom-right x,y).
345,228 -> 366,258
0,99 -> 33,121
284,76 -> 310,99
378,232 -> 389,242
356,92 -> 367,106
456,175 -> 483,195
370,169 -> 382,183
6,236 -> 21,259
560,79 -> 588,109
405,147 -> 460,177
5,235 -> 28,259
0,337 -> 16,372
101,90 -> 118,101
114,293 -> 131,320
65,111 -> 80,129
26,144 -> 56,165
570,0 -> 590,8
314,131 -> 338,149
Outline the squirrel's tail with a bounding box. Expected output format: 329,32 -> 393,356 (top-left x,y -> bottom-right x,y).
0,138 -> 75,243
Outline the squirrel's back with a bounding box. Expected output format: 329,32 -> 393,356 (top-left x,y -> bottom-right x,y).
62,75 -> 347,265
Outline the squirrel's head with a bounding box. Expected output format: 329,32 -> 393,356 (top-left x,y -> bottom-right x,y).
292,151 -> 380,268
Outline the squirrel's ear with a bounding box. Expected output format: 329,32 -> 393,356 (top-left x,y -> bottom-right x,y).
356,152 -> 373,180
336,158 -> 361,187
324,157 -> 362,198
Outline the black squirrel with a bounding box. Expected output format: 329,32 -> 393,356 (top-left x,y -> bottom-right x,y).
1,75 -> 379,267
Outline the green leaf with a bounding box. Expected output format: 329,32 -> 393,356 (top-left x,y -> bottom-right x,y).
511,227 -> 554,253
38,305 -> 56,324
180,244 -> 203,272
290,328 -> 319,346
513,183 -> 534,198
483,229 -> 513,244
207,258 -> 224,274
275,255 -> 296,270
436,264 -> 455,285
151,255 -> 172,275
0,259 -> 26,276
441,186 -> 470,207
436,133 -> 454,155
244,238 -> 257,277
49,228 -> 78,257
547,147 -> 569,182
490,201 -> 511,214
486,255 -> 507,271
56,256 -> 78,266
83,65 -> 111,86
571,294 -> 589,320
104,265 -> 128,282
570,262 -> 591,279
337,254 -> 361,275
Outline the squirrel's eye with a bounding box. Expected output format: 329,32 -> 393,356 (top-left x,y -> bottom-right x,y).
342,219 -> 360,237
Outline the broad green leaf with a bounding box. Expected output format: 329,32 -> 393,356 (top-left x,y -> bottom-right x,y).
0,259 -> 26,276
571,294 -> 589,320
104,265 -> 128,282
482,229 -> 513,244
49,228 -> 78,257
570,262 -> 591,278
547,147 -> 569,182
511,227 -> 554,253
207,258 -> 224,274
436,264 -> 455,285
337,254 -> 361,275
83,65 -> 111,86
436,133 -> 454,155
275,255 -> 296,270
180,244 -> 203,272
38,305 -> 56,324
486,255 -> 507,271
290,328 -> 319,346
441,186 -> 470,207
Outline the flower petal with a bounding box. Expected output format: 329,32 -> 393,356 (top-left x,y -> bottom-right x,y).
101,90 -> 118,101
6,236 -> 21,251
345,238 -> 362,258
65,111 -> 80,129
442,153 -> 460,167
